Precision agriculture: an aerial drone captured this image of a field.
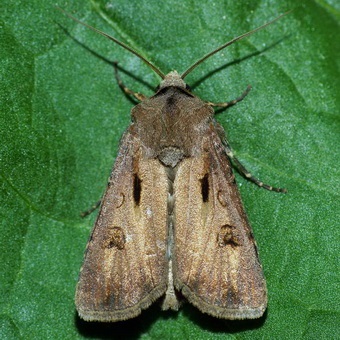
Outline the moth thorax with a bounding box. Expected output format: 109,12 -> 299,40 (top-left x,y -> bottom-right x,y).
159,71 -> 186,90
158,146 -> 185,168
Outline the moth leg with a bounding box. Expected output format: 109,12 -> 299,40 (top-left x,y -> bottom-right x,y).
113,62 -> 146,101
223,140 -> 287,193
80,200 -> 101,218
207,85 -> 251,108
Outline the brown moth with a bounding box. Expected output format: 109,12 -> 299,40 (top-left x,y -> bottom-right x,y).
59,8 -> 288,321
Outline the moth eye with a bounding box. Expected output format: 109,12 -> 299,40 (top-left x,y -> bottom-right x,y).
185,84 -> 191,91
133,174 -> 142,205
200,173 -> 209,203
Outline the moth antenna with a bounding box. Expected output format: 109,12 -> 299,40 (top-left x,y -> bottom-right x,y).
56,7 -> 166,79
181,11 -> 292,79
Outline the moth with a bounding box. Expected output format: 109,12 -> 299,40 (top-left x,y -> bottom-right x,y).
59,9 -> 288,322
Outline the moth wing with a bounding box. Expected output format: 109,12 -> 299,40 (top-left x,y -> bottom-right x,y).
76,130 -> 168,322
173,128 -> 267,319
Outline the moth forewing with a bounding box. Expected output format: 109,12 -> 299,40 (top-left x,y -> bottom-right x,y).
75,132 -> 169,322
173,127 -> 267,319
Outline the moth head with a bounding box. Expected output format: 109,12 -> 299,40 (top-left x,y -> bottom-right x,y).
158,71 -> 187,90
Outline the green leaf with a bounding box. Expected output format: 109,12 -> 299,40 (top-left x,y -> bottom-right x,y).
1,0 -> 338,339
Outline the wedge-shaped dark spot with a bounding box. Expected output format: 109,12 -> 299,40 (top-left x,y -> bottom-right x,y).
200,173 -> 209,203
133,174 -> 142,205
